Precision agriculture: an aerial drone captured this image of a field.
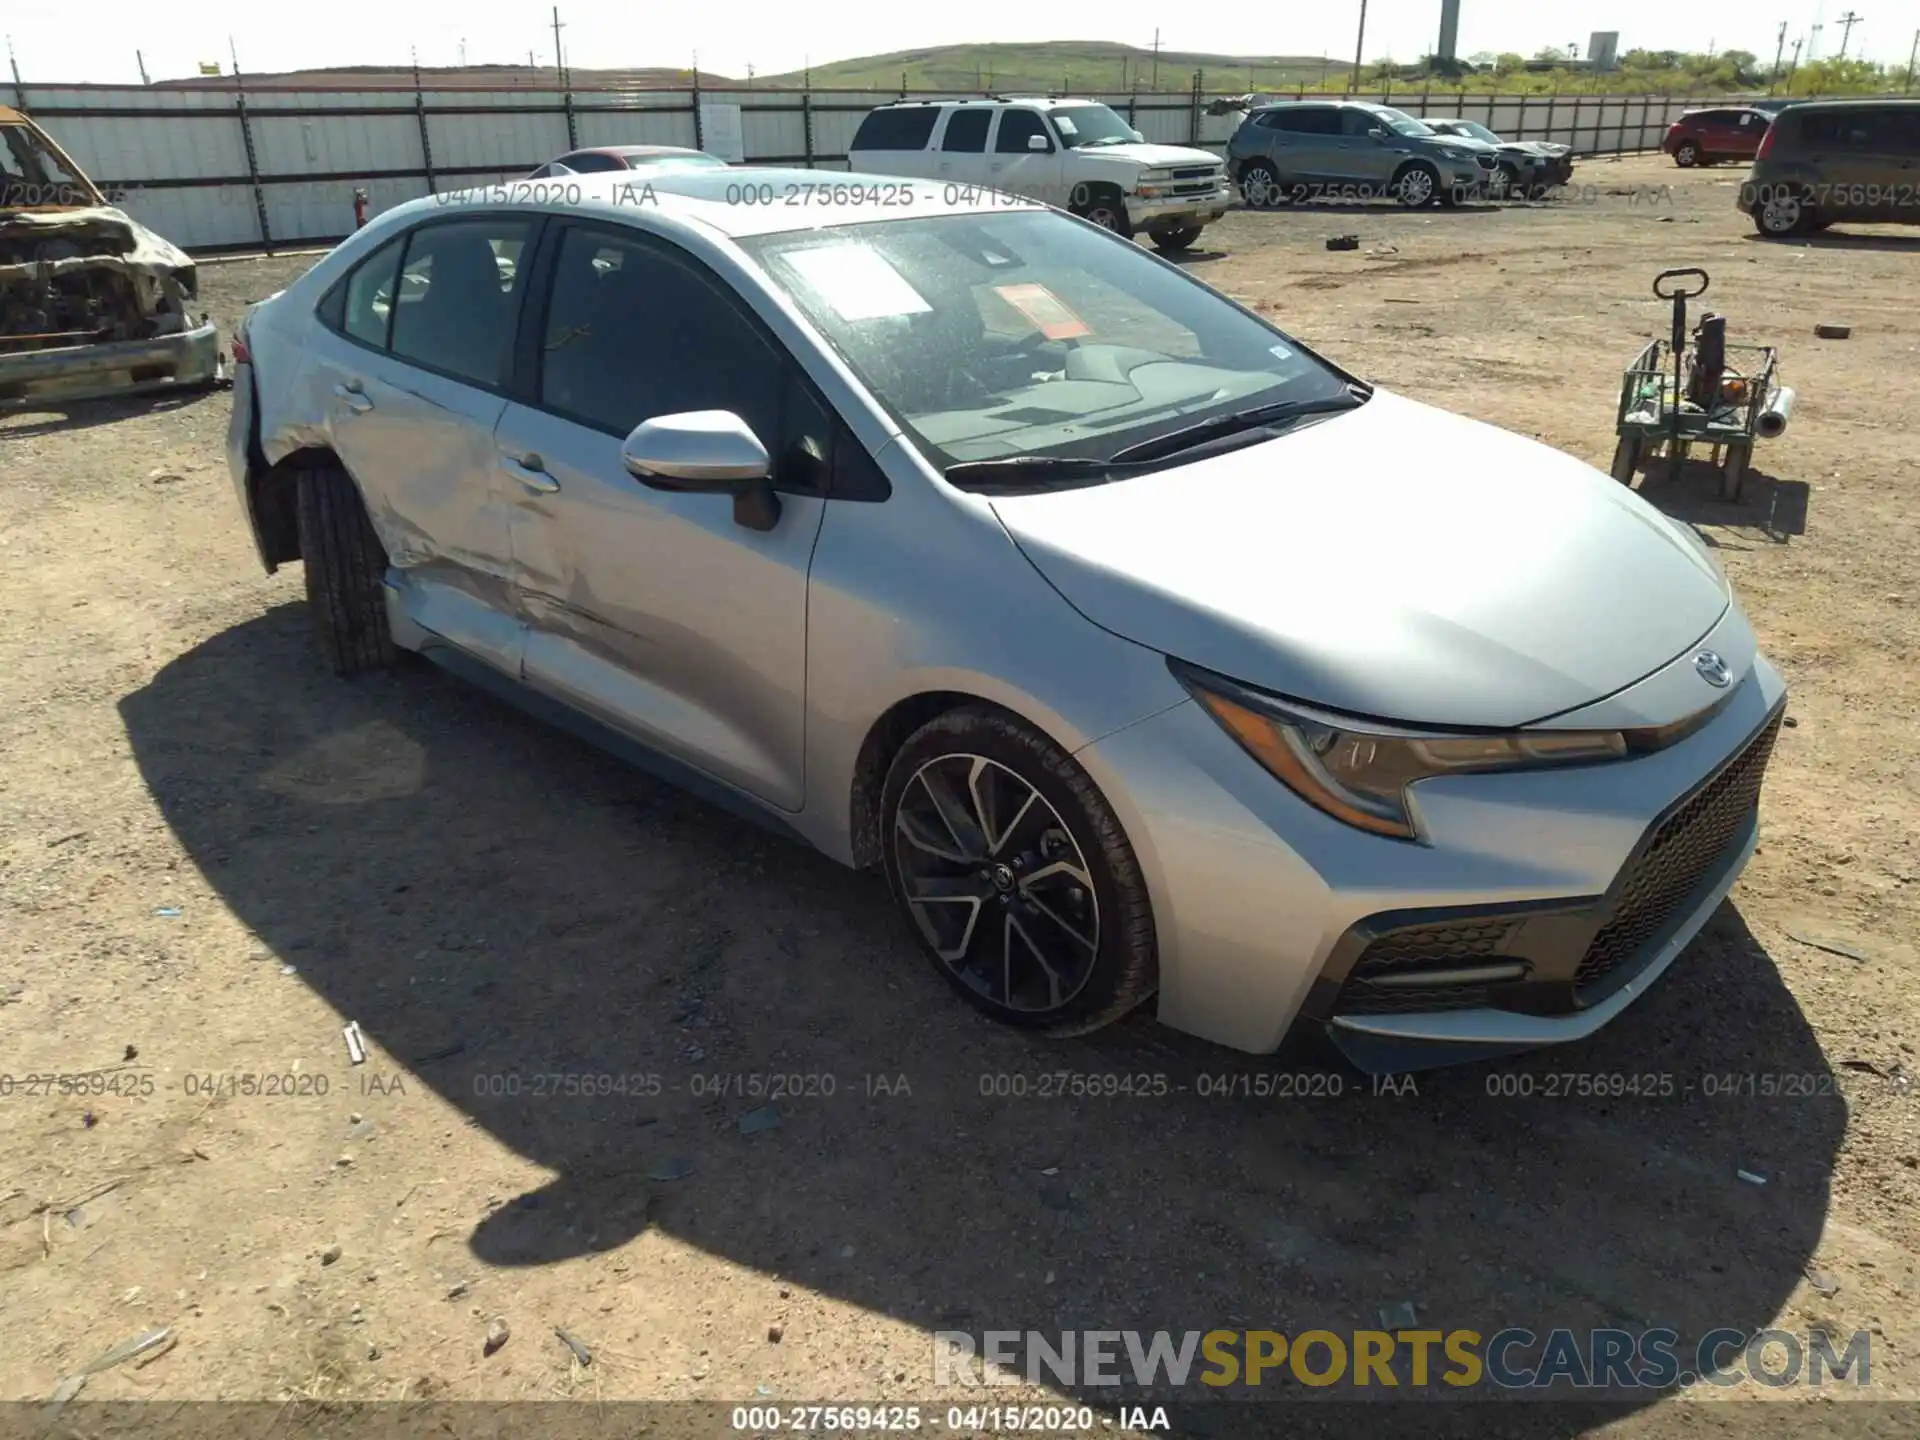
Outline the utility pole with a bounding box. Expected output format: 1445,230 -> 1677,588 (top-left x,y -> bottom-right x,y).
228,36 -> 243,87
1906,29 -> 1917,89
1770,22 -> 1788,92
136,49 -> 149,85
1151,29 -> 1161,91
1788,37 -> 1803,83
8,35 -> 24,106
550,7 -> 566,90
1836,10 -> 1863,58
1808,23 -> 1823,62
1350,0 -> 1369,93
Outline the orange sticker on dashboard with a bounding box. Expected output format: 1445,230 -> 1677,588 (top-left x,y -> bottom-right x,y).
992,283 -> 1091,340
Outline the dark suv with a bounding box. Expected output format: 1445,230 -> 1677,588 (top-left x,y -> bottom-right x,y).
1663,107 -> 1771,167
1742,99 -> 1920,237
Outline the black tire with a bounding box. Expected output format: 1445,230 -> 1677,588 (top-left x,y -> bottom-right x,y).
880,704 -> 1157,1038
1491,163 -> 1519,200
1391,161 -> 1441,208
1674,141 -> 1700,168
1150,223 -> 1204,254
295,463 -> 396,676
1752,185 -> 1816,238
1238,159 -> 1286,209
1073,190 -> 1134,239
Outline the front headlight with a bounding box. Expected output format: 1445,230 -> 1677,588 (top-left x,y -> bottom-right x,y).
1436,146 -> 1465,161
1171,661 -> 1627,842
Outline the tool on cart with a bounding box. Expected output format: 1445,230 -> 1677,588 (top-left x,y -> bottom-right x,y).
1611,267 -> 1788,504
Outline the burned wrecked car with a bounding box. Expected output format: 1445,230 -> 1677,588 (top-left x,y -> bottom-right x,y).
1,106 -> 221,405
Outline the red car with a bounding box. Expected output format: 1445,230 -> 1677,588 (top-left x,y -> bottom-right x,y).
1662,107 -> 1772,167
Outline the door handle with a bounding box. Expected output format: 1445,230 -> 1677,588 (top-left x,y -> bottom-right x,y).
332,382 -> 373,414
500,452 -> 559,493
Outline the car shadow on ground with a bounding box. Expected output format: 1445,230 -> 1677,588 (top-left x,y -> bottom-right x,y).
1746,231 -> 1920,253
1632,458 -> 1812,543
120,604 -> 1842,1430
0,384 -> 226,438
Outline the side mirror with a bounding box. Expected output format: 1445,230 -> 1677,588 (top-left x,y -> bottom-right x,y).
621,410 -> 782,531
1129,128 -> 1144,142
1368,126 -> 1389,142
1027,133 -> 1050,152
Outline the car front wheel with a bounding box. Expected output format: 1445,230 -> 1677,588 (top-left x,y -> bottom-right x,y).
296,463 -> 396,675
1393,162 -> 1441,208
880,705 -> 1157,1036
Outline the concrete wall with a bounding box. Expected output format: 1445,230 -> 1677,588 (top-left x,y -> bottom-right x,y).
10,80 -> 1710,252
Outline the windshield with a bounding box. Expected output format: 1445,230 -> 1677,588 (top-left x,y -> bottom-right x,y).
1,124 -> 100,208
1048,104 -> 1139,149
632,155 -> 727,170
739,210 -> 1352,469
1371,107 -> 1435,137
1451,121 -> 1500,144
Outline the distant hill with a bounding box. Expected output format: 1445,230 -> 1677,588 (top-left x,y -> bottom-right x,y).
759,41 -> 1352,93
151,42 -> 1351,94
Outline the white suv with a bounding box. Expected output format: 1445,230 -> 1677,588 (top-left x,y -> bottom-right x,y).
847,97 -> 1232,254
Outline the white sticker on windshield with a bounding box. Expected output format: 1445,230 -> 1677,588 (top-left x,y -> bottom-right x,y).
1055,115 -> 1078,136
784,244 -> 932,321
1269,343 -> 1295,361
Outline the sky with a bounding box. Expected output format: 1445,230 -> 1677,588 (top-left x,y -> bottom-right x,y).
4,0 -> 1913,86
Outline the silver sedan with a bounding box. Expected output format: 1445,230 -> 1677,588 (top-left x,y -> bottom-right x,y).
227,170 -> 1787,1071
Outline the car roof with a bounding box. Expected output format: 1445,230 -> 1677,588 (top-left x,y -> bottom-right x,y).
1783,96 -> 1920,111
408,167 -> 1044,238
568,145 -> 712,158
869,96 -> 1103,110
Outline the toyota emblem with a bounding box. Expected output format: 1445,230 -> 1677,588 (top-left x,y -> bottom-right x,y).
1694,650 -> 1733,688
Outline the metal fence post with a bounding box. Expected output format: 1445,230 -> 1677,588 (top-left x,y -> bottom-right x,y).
690,67 -> 703,151
1189,70 -> 1202,145
1545,89 -> 1559,147
233,87 -> 272,248
802,80 -> 814,168
1517,92 -> 1530,141
413,62 -> 438,193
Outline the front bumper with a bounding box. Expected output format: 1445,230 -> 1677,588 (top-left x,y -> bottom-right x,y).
0,318 -> 221,407
1126,184 -> 1231,230
1073,624 -> 1789,1069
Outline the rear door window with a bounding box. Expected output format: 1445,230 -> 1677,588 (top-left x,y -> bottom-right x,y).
388,218 -> 534,389
941,109 -> 991,153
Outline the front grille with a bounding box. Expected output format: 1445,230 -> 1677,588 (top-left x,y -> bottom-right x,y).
1474,154 -> 1498,169
1574,710 -> 1784,996
1335,918 -> 1519,1016
1170,165 -> 1219,181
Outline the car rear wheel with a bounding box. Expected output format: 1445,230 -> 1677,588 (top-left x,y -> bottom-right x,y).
1674,141 -> 1700,167
1754,186 -> 1815,238
880,705 -> 1157,1037
1150,223 -> 1204,254
1238,160 -> 1286,208
296,463 -> 396,676
1392,162 -> 1440,208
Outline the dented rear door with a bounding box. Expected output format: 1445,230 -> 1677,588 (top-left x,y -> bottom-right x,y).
305,215 -> 535,678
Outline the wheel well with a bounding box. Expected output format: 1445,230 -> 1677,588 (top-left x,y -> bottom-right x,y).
1070,180 -> 1127,214
848,691 -> 1007,870
1392,158 -> 1438,180
252,445 -> 343,571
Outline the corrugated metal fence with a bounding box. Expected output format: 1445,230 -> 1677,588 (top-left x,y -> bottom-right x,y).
11,74 -> 1719,253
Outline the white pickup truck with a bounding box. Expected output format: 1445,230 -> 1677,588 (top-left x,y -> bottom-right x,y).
846,97 -> 1232,254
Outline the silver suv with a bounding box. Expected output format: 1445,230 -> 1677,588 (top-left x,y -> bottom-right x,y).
1227,101 -> 1499,208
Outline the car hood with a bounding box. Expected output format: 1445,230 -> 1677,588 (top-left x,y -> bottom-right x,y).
1075,142 -> 1223,169
989,390 -> 1730,729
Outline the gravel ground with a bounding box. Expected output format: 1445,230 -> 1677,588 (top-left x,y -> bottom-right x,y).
1,155 -> 1916,1435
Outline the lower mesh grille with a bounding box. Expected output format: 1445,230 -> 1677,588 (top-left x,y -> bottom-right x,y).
1575,709 -> 1784,996
1335,919 -> 1519,1016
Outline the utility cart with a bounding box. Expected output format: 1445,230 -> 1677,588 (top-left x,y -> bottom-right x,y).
1610,268 -> 1792,504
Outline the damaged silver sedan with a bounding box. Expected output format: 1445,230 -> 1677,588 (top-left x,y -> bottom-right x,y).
1,105 -> 221,406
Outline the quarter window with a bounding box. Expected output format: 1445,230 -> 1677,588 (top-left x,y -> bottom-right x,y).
319,234 -> 405,349
388,218 -> 533,389
851,107 -> 940,152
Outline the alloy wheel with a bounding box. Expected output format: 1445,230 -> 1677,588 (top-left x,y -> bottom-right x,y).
892,753 -> 1101,1013
1396,167 -> 1436,207
1086,202 -> 1127,233
1240,163 -> 1282,208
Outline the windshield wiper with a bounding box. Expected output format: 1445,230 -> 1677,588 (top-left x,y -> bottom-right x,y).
1107,385 -> 1370,466
943,455 -> 1119,484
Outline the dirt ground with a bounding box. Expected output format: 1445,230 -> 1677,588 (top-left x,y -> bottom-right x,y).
2,154 -> 1917,1436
